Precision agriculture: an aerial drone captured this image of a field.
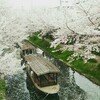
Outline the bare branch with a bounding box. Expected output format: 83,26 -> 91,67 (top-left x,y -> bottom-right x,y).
77,4 -> 95,25
66,22 -> 75,34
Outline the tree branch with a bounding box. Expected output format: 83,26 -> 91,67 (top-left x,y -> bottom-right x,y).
77,4 -> 95,25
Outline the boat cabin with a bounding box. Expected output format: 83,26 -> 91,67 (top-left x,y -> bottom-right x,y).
25,55 -> 60,87
20,41 -> 36,56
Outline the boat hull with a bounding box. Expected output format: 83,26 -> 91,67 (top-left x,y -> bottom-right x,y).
26,71 -> 60,95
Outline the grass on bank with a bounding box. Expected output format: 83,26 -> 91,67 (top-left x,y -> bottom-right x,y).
28,33 -> 100,85
28,34 -> 74,60
0,80 -> 6,100
71,60 -> 100,82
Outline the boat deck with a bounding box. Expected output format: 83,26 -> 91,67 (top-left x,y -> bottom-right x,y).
24,55 -> 60,76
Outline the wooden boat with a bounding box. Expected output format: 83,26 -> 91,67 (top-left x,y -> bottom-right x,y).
20,41 -> 60,94
24,55 -> 60,94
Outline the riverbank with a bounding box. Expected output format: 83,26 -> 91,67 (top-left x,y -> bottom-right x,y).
0,79 -> 6,100
27,33 -> 100,86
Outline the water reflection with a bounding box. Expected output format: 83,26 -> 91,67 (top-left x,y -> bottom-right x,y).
70,69 -> 100,100
55,59 -> 86,100
5,71 -> 30,100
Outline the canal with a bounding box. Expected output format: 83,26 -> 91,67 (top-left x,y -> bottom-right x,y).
5,48 -> 100,100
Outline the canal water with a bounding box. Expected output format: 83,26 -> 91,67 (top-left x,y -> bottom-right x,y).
5,48 -> 100,100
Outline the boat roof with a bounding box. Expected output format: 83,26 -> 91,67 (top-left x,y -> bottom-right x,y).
25,55 -> 60,76
20,41 -> 35,50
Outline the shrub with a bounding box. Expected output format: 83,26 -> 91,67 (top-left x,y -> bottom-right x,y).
32,35 -> 38,41
91,51 -> 100,56
87,58 -> 97,63
97,63 -> 100,70
33,30 -> 41,34
44,33 -> 54,40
